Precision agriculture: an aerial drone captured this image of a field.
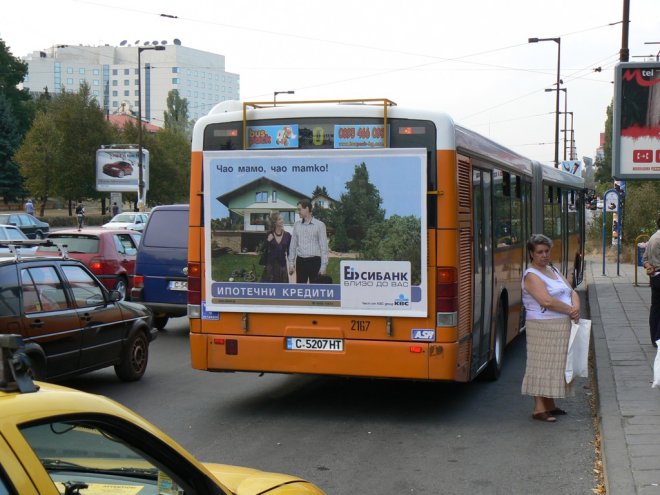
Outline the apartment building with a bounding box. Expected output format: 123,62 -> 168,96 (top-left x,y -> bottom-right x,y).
21,42 -> 240,125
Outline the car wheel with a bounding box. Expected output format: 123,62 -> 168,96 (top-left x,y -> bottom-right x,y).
153,316 -> 169,330
118,171 -> 125,178
114,277 -> 128,301
482,306 -> 506,381
114,331 -> 149,381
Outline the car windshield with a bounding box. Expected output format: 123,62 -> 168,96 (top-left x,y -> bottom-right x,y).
111,214 -> 136,223
42,235 -> 100,253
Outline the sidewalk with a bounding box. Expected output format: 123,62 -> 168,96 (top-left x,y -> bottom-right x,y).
587,256 -> 660,494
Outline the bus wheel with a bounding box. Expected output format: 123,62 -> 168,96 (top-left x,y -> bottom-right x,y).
483,307 -> 506,381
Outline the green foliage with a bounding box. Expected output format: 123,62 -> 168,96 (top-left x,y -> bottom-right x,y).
360,215 -> 422,285
329,162 -> 384,251
15,112 -> 63,215
0,93 -> 26,202
621,182 -> 660,240
0,38 -> 34,135
163,90 -> 191,136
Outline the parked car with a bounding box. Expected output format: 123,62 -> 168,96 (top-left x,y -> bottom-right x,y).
0,335 -> 326,495
132,204 -> 189,330
0,250 -> 154,382
36,228 -> 141,300
0,225 -> 38,256
102,212 -> 149,231
102,160 -> 134,177
0,212 -> 49,239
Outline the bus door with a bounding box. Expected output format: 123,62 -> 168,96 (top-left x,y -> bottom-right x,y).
470,168 -> 494,375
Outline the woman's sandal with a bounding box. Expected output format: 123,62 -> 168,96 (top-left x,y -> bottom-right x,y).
549,408 -> 567,416
532,412 -> 557,423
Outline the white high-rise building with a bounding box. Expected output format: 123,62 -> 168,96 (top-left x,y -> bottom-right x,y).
21,42 -> 240,125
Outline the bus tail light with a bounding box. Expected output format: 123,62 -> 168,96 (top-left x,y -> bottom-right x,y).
188,262 -> 201,317
133,275 -> 144,288
436,267 -> 457,327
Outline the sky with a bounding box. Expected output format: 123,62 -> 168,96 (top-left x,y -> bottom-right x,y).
2,0 -> 659,167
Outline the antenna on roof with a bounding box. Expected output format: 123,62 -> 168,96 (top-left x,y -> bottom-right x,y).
161,40 -> 168,45
119,40 -> 127,46
173,38 -> 181,46
144,41 -> 150,46
134,40 -> 140,45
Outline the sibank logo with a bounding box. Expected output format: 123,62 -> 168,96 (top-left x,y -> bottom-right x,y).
394,294 -> 409,306
412,329 -> 435,341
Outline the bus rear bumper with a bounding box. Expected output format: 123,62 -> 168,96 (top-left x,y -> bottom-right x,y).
190,333 -> 459,381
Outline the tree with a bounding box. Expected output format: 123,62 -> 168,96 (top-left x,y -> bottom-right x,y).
47,82 -> 114,208
14,112 -> 63,216
0,93 -> 26,203
331,163 -> 384,251
163,89 -> 190,136
0,38 -> 33,135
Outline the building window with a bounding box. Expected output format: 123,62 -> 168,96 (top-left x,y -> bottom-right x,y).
134,100 -> 139,107
112,69 -> 118,75
67,67 -> 73,74
112,91 -> 118,96
93,79 -> 99,86
135,90 -> 139,96
67,78 -> 73,85
255,191 -> 268,203
172,78 -> 179,84
124,90 -> 129,96
124,80 -> 129,86
112,80 -> 118,86
124,69 -> 130,75
112,101 -> 118,107
93,68 -> 99,76
135,68 -> 139,75
92,90 -> 99,96
79,68 -> 85,75
172,67 -> 179,73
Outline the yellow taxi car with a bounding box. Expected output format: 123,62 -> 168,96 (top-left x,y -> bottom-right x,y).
0,335 -> 325,495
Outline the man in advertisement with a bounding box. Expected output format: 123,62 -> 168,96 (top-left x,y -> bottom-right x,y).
288,199 -> 329,284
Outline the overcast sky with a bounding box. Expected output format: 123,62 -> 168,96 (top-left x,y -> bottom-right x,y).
2,0 -> 659,167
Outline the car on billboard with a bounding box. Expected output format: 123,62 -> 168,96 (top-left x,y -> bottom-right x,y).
103,160 -> 134,178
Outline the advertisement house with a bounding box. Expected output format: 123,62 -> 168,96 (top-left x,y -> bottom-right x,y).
96,148 -> 149,192
612,62 -> 660,179
202,148 -> 427,317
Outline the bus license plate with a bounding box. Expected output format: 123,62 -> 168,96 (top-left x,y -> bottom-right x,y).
286,337 -> 343,352
168,280 -> 188,291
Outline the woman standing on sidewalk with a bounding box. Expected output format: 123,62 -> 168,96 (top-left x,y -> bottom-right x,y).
521,234 -> 580,423
642,215 -> 660,346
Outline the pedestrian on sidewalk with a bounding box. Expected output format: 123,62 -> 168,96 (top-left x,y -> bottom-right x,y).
642,214 -> 660,346
75,201 -> 85,231
25,199 -> 34,215
521,234 -> 581,423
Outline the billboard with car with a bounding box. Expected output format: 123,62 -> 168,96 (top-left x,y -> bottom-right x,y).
96,148 -> 149,192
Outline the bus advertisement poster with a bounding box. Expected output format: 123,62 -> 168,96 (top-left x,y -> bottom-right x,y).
202,148 -> 428,317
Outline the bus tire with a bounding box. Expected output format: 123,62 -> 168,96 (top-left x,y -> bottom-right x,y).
483,306 -> 506,381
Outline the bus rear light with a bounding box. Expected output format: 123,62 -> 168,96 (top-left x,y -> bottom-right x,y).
133,275 -> 144,289
188,262 -> 201,306
409,346 -> 423,353
226,339 -> 238,355
436,267 -> 458,327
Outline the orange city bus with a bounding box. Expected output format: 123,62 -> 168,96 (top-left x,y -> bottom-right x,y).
187,98 -> 584,382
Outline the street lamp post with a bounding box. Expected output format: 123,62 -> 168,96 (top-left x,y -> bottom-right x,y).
137,45 -> 165,211
548,87 -> 568,161
529,36 -> 561,167
273,90 -> 295,106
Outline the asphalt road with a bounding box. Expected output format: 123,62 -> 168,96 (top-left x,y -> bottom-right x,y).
62,317 -> 596,495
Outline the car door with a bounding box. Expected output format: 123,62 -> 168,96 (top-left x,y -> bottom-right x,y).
114,233 -> 139,290
60,263 -> 128,369
19,265 -> 82,377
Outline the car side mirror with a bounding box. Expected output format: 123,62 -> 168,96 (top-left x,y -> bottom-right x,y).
108,290 -> 121,302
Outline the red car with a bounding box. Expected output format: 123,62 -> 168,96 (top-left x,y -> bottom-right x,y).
103,160 -> 134,178
37,228 -> 141,300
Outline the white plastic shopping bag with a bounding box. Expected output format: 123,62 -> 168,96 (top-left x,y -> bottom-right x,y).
565,318 -> 592,383
652,339 -> 660,389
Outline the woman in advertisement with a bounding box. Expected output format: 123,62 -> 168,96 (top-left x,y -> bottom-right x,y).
261,212 -> 291,283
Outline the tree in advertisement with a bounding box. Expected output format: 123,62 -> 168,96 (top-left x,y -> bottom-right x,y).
14,112 -> 63,216
330,162 -> 384,251
0,93 -> 26,204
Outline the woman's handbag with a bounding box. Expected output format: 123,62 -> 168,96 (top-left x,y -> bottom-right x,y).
565,318 -> 591,383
